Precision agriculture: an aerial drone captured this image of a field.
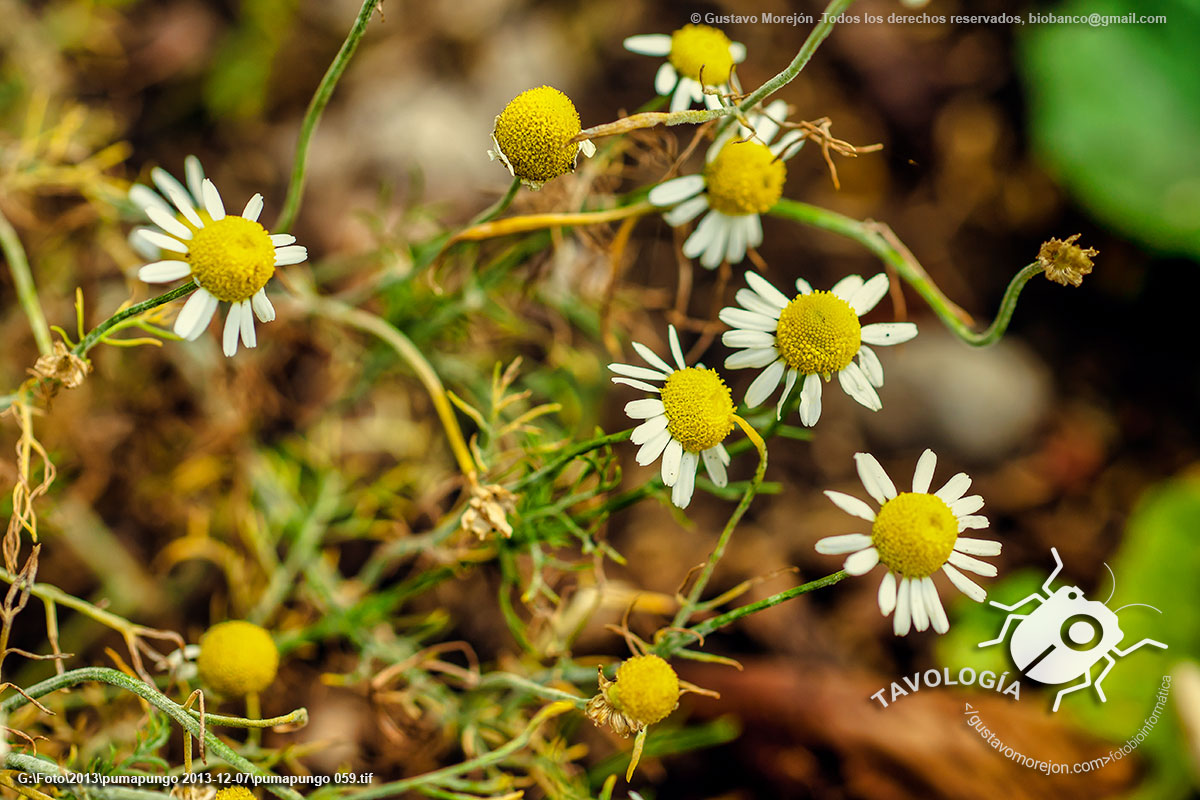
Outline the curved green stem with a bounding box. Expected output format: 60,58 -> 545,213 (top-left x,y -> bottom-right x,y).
1,667 -> 304,800
73,282 -> 197,358
0,207 -> 52,356
470,178 -> 521,226
276,0 -> 382,233
512,429 -> 631,493
685,570 -> 847,642
769,198 -> 1042,346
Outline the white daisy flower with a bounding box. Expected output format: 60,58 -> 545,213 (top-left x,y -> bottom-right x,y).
647,100 -> 804,269
815,449 -> 1000,636
609,325 -> 736,509
128,160 -> 307,357
719,271 -> 917,425
623,23 -> 747,112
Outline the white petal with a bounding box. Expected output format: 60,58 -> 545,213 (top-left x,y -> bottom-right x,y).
744,212 -> 763,248
145,205 -> 194,241
854,452 -> 897,505
632,341 -> 674,374
612,377 -> 660,392
775,368 -> 798,419
794,276 -> 813,295
844,547 -> 880,576
242,194 -> 264,223
860,322 -> 918,346
878,571 -> 897,616
754,104 -> 782,145
701,447 -> 728,487
935,473 -> 972,503
735,288 -> 781,318
745,359 -> 785,407
578,139 -> 596,158
730,41 -> 747,62
174,288 -> 218,341
894,578 -> 913,635
849,273 -> 890,316
239,300 -> 257,349
631,414 -> 670,446
201,178 -> 225,220
222,302 -> 242,357
268,234 -> 295,248
912,449 -> 937,493
815,533 -> 872,555
636,429 -> 672,466
129,227 -> 160,260
942,564 -> 986,602
722,329 -> 776,349
923,578 -> 950,634
799,372 -> 823,426
136,229 -> 188,254
957,514 -> 990,531
184,155 -> 205,203
668,324 -> 686,370
670,78 -> 696,112
715,443 -> 731,465
824,490 -> 877,522
252,289 -> 276,323
682,210 -> 722,258
661,438 -> 684,486
624,33 -> 672,56
910,579 -> 930,632
725,347 -> 779,370
745,272 -> 791,309
950,494 -> 986,516
857,344 -> 884,388
725,215 -> 749,264
830,274 -> 864,302
672,452 -> 698,508
719,307 -> 777,331
649,174 -> 706,207
138,260 -> 192,283
274,245 -> 308,266
947,550 -> 997,577
663,194 -> 708,227
610,362 -> 669,381
838,362 -> 882,411
151,167 -> 199,221
699,214 -> 730,269
703,90 -> 723,110
625,398 -> 666,420
129,184 -> 174,217
653,61 -> 679,95
954,537 -> 1002,557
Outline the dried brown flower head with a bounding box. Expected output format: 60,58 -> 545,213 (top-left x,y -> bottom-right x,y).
461,483 -> 518,539
1038,233 -> 1097,287
29,341 -> 91,390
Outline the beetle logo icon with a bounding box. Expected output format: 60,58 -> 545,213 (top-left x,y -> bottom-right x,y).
978,548 -> 1166,712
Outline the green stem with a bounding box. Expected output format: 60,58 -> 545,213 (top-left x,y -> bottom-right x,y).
737,0 -> 856,114
770,199 -> 1042,346
185,707 -> 308,729
474,671 -> 587,707
276,0 -> 382,233
73,282 -> 197,358
684,570 -> 847,643
469,178 -> 521,225
1,667 -> 305,800
5,753 -> 173,800
0,206 -> 53,356
512,429 -> 631,493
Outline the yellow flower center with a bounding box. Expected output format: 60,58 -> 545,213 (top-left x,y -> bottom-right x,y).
186,216 -> 275,304
774,291 -> 861,375
608,655 -> 680,726
659,367 -> 735,453
669,24 -> 734,85
197,620 -> 279,695
871,492 -> 958,578
492,86 -> 584,185
703,141 -> 787,216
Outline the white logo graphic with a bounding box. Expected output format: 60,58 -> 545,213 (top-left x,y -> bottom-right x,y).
978,547 -> 1166,711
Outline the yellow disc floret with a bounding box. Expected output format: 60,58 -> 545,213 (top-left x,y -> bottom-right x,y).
659,367 -> 735,452
774,291 -> 861,375
703,141 -> 787,216
871,492 -> 958,578
669,24 -> 734,85
186,216 -> 275,303
197,620 -> 279,695
608,655 -> 680,726
215,789 -> 256,800
492,86 -> 584,186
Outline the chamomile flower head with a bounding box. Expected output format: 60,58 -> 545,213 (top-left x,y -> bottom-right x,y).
586,655 -> 680,737
215,789 -> 256,800
623,25 -> 747,111
128,158 -> 307,357
488,86 -> 596,189
197,620 -> 279,695
609,325 -> 735,509
815,450 -> 1000,636
719,271 -> 917,425
647,101 -> 804,268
